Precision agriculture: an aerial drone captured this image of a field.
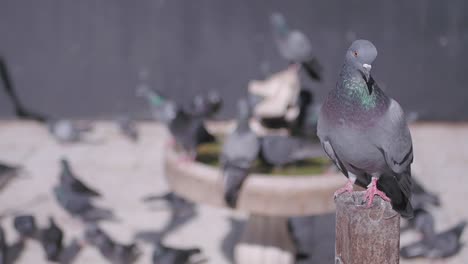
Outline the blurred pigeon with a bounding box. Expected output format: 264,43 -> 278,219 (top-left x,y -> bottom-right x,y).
13,214 -> 37,238
0,224 -> 6,264
116,116 -> 139,142
270,13 -> 322,81
220,99 -> 260,208
317,40 -> 413,218
40,217 -> 63,262
152,241 -> 201,264
47,119 -> 94,144
59,238 -> 84,264
142,192 -> 197,237
289,89 -> 321,138
0,56 -> 46,122
401,221 -> 466,259
412,177 -> 440,210
59,158 -> 101,197
190,90 -> 223,118
0,162 -> 21,190
53,185 -> 114,222
405,208 -> 435,240
259,135 -> 324,167
137,85 -> 215,158
85,225 -> 140,264
0,223 -> 25,264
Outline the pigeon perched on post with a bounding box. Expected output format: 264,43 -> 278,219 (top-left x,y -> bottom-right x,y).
59,158 -> 101,197
152,241 -> 201,264
220,99 -> 260,208
270,13 -> 322,81
40,217 -> 64,262
317,40 -> 414,218
401,221 -> 466,259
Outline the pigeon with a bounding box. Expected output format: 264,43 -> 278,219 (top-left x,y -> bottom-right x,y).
152,241 -> 201,264
0,223 -> 25,264
0,224 -> 6,264
317,40 -> 414,218
405,208 -> 435,240
270,13 -> 322,81
59,158 -> 101,197
85,225 -> 140,264
138,86 -> 215,158
59,238 -> 84,264
190,90 -> 223,118
0,162 -> 21,190
220,99 -> 260,208
259,135 -> 324,167
401,221 -> 466,259
411,177 -> 440,210
40,217 -> 64,262
47,119 -> 94,144
53,184 -> 114,222
13,214 -> 37,238
289,89 -> 321,138
142,192 -> 197,237
116,116 -> 139,142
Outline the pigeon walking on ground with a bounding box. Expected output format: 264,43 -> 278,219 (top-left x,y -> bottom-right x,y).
152,241 -> 201,264
0,162 -> 21,191
317,40 -> 414,218
116,116 -> 139,142
85,225 -> 140,264
270,13 -> 322,81
220,99 -> 260,208
47,119 -> 94,144
53,184 -> 114,222
137,86 -> 215,159
259,135 -> 324,167
59,158 -> 101,197
401,221 -> 466,259
13,214 -> 37,238
405,208 -> 435,240
40,217 -> 64,262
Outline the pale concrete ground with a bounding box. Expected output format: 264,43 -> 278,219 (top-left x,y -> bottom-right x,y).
0,121 -> 467,264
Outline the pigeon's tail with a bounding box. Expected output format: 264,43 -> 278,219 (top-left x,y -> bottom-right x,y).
222,165 -> 249,208
377,170 -> 414,219
400,240 -> 427,259
450,221 -> 467,239
301,58 -> 322,81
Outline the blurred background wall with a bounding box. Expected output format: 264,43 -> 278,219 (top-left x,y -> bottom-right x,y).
0,0 -> 466,120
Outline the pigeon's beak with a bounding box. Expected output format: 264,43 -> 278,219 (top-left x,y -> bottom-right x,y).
361,64 -> 372,82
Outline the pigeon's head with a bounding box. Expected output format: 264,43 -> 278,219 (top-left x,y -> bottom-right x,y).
270,13 -> 288,35
346,39 -> 377,82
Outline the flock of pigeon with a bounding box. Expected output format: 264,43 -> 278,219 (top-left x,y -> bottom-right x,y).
0,11 -> 466,263
0,157 -> 204,264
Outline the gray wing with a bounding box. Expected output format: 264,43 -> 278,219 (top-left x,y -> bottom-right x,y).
376,99 -> 413,174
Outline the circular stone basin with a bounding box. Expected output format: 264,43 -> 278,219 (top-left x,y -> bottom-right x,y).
165,142 -> 345,217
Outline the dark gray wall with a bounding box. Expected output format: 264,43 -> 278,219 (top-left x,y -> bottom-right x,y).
0,0 -> 467,120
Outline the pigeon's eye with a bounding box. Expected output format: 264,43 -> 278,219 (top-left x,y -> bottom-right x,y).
353,51 -> 358,57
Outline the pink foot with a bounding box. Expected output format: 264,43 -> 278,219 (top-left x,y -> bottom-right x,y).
364,178 -> 391,208
334,180 -> 354,198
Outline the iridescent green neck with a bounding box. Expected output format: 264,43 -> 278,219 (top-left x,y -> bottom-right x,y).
339,64 -> 378,110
